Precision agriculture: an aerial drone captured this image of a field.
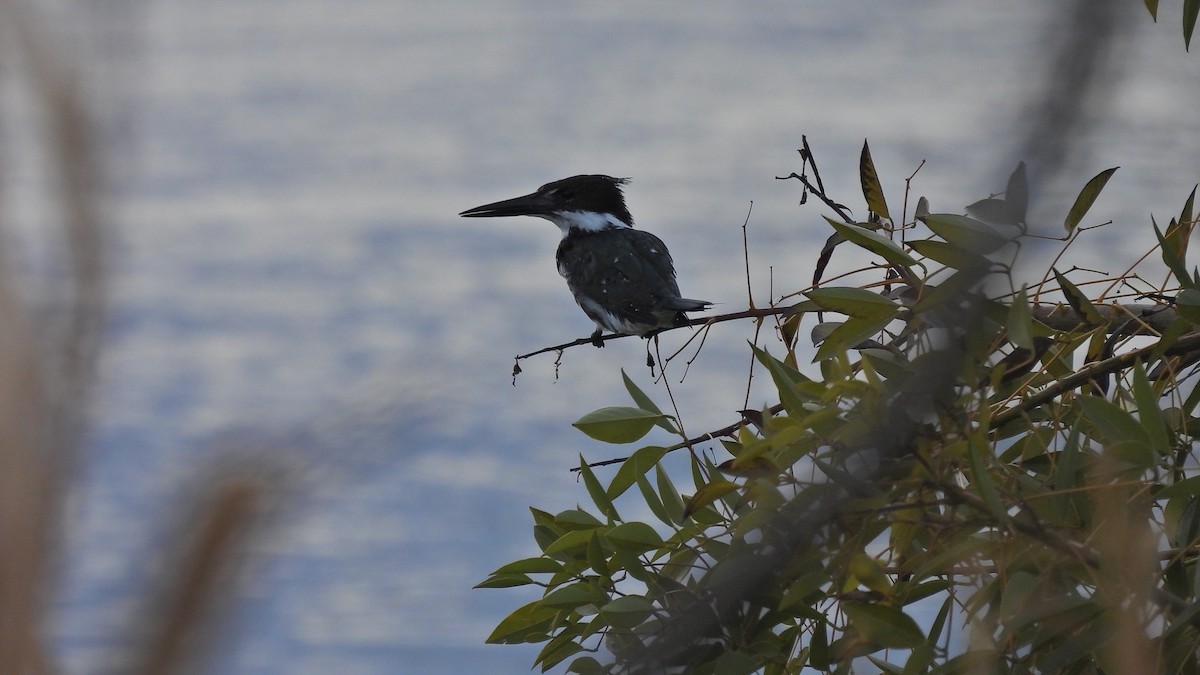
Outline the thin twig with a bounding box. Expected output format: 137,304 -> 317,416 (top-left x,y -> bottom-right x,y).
742,201 -> 755,309
572,405 -> 784,472
777,171 -> 853,223
574,313 -> 1198,472
517,300 -> 1181,370
939,478 -> 1189,616
990,330 -> 1200,429
513,308 -> 794,363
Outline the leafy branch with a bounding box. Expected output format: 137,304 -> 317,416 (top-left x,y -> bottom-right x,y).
483,133 -> 1200,673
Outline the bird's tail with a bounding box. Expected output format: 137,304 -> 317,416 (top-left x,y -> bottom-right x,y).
662,297 -> 712,312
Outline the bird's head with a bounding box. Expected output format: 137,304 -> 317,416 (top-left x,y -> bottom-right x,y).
459,175 -> 634,236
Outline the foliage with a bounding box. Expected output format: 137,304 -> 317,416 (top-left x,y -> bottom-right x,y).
1143,0 -> 1200,51
480,9 -> 1200,672
479,138 -> 1200,673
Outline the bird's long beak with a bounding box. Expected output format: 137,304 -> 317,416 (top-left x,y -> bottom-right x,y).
459,190 -> 553,218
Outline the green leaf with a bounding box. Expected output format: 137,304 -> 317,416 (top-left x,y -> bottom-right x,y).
600,594 -> 653,613
908,238 -> 990,272
607,445 -> 669,500
1053,268 -> 1104,325
622,369 -> 678,434
751,344 -> 812,416
860,348 -> 908,381
535,631 -> 586,671
859,139 -> 891,220
692,451 -> 714,491
712,650 -> 759,675
804,287 -> 900,321
965,197 -> 1016,226
779,570 -> 830,611
578,456 -> 619,521
827,218 -> 920,285
475,573 -> 535,589
1064,167 -> 1118,233
1186,0 -> 1199,50
1145,0 -> 1159,20
849,552 -> 893,593
1005,161 -> 1029,223
613,548 -> 656,582
1078,396 -> 1152,447
841,601 -> 925,649
919,213 -> 1011,253
1107,440 -> 1159,469
605,521 -> 664,552
1181,185 -> 1197,232
997,570 -> 1039,621
636,473 -> 673,526
555,508 -> 604,530
539,582 -> 606,610
1078,397 -> 1157,469
866,656 -> 904,674
490,557 -> 564,575
543,529 -> 596,557
926,595 -> 954,647
1185,380 -> 1200,420
903,644 -> 936,675
573,406 -> 666,444
1177,288 -> 1200,325
530,507 -> 557,528
901,579 -> 953,605
533,524 -> 560,553
810,618 -> 830,668
1173,498 -> 1200,552
1036,614 -> 1112,674
487,600 -> 558,644
910,268 -> 988,314
1155,216 -> 1197,290
1006,286 -> 1035,350
586,530 -> 608,577
1051,423 -> 1085,491
567,656 -> 606,675
656,463 -> 686,525
683,480 -> 739,519
812,230 -> 844,288
600,595 -> 655,629
968,433 -> 1007,521
813,315 -> 895,361
1132,361 -> 1170,457
1159,475 -> 1200,501
964,162 -> 1027,226
567,656 -> 605,675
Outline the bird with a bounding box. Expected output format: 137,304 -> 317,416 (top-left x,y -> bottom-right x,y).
460,175 -> 711,347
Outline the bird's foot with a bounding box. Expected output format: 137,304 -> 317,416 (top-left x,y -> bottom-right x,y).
590,329 -> 605,348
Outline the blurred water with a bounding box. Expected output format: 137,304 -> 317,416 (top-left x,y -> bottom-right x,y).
12,1 -> 1198,673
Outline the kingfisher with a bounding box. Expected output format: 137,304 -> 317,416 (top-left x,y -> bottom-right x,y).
460,175 -> 711,346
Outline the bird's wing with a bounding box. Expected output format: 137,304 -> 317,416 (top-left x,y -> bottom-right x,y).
614,229 -> 682,303
557,229 -> 682,328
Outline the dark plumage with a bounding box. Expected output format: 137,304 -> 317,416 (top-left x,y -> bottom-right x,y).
460,175 -> 710,345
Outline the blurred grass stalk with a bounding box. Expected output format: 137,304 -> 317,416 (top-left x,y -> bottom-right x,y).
1,3 -> 277,672
1,1 -> 103,670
